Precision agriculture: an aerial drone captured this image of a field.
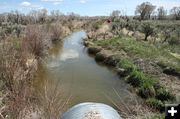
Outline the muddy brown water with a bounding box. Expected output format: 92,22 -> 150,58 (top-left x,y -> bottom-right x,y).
34,30 -> 140,109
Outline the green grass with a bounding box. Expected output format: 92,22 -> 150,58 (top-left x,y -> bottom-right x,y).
128,70 -> 146,87
93,37 -> 180,71
93,36 -> 177,112
146,98 -> 164,112
121,62 -> 175,112
117,57 -> 175,108
118,58 -> 135,72
156,88 -> 175,101
138,80 -> 155,98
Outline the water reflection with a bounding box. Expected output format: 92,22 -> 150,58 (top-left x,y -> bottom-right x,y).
34,30 -> 140,109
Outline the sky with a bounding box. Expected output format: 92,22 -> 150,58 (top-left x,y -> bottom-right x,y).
0,0 -> 180,16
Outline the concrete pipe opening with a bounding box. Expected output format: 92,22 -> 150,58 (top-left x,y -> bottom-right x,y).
60,102 -> 122,119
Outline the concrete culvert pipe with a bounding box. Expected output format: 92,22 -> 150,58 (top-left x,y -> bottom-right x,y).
60,102 -> 122,119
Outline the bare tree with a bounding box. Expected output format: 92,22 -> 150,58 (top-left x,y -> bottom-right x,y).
0,14 -> 5,25
50,10 -> 63,22
68,12 -> 80,21
157,7 -> 167,20
38,9 -> 48,23
28,10 -> 39,24
170,7 -> 180,20
135,2 -> 156,20
7,11 -> 16,23
110,10 -> 121,22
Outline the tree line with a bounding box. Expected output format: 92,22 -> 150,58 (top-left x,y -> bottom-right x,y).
0,1 -> 180,25
111,2 -> 180,20
0,9 -> 83,25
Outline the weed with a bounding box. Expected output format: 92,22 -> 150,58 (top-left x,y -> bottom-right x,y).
156,88 -> 175,101
143,114 -> 164,119
92,20 -> 103,31
38,79 -> 71,119
138,82 -> 156,99
118,58 -> 135,72
105,88 -> 150,119
146,98 -> 164,112
128,70 -> 145,87
93,36 -> 180,71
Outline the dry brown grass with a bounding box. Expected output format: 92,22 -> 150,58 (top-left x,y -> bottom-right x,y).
38,79 -> 71,119
105,88 -> 150,119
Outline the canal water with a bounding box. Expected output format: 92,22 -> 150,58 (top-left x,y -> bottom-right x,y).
34,30 -> 139,109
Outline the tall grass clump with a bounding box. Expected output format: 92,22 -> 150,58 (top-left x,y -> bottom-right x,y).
118,58 -> 135,72
127,70 -> 145,87
138,80 -> 156,99
146,98 -> 164,112
156,88 -> 175,101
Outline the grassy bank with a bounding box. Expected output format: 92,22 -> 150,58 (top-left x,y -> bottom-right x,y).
94,36 -> 180,72
89,36 -> 178,110
83,19 -> 180,118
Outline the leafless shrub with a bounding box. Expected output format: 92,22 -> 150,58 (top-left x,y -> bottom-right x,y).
50,22 -> 64,42
20,25 -> 46,57
67,21 -> 75,31
0,23 -> 67,118
0,38 -> 36,118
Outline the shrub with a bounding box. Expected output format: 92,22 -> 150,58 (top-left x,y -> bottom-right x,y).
13,24 -> 26,37
141,22 -> 154,41
119,20 -> 126,28
168,34 -> 180,45
156,88 -> 175,101
0,22 -> 25,37
0,41 -> 21,89
51,22 -> 64,42
111,23 -> 119,31
20,25 -> 46,57
0,39 -> 35,118
92,20 -> 103,31
126,21 -> 139,31
127,70 -> 145,87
